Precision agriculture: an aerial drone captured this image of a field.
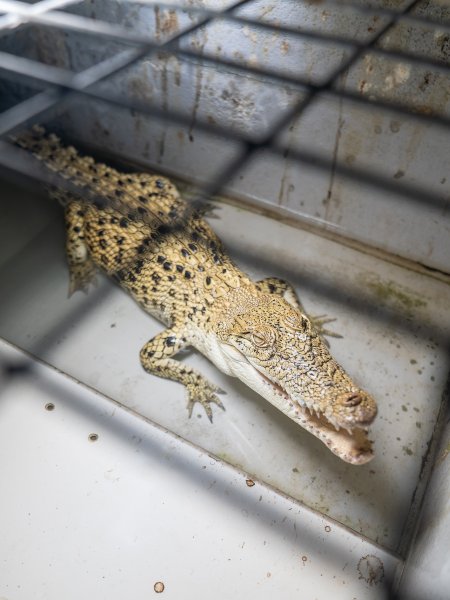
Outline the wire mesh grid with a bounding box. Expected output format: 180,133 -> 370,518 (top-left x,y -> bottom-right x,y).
0,0 -> 448,212
0,3 -> 449,597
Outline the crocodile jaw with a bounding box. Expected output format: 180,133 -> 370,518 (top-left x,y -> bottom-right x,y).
221,344 -> 374,465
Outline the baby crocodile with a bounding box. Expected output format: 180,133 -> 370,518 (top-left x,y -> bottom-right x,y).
15,127 -> 377,465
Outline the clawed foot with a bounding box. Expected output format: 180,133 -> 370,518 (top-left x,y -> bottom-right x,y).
68,264 -> 97,297
186,379 -> 226,423
310,314 -> 343,345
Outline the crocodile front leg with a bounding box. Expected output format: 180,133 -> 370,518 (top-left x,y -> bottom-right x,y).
64,200 -> 97,296
256,277 -> 342,341
140,326 -> 225,422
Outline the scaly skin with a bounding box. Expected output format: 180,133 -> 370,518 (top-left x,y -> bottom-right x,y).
15,127 -> 378,464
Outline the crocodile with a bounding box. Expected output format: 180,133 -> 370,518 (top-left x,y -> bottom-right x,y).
14,126 -> 377,465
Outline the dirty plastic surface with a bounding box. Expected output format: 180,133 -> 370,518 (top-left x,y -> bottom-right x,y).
0,339 -> 399,599
0,181 -> 448,555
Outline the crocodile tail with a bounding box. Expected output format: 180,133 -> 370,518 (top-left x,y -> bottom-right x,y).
12,125 -> 64,166
11,124 -> 115,188
11,126 -> 79,206
12,125 -> 128,210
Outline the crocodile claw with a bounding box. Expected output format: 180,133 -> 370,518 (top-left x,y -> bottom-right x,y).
186,379 -> 226,422
310,314 -> 343,343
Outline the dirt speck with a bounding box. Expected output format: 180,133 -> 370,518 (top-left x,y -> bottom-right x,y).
246,479 -> 255,487
88,433 -> 99,442
154,581 -> 165,593
325,525 -> 331,532
359,79 -> 368,93
437,33 -> 450,57
280,40 -> 290,54
45,403 -> 55,411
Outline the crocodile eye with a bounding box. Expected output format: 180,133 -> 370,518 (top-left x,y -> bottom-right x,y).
284,313 -> 310,331
249,326 -> 276,348
251,333 -> 269,347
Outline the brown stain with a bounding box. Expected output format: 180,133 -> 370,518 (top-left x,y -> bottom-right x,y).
173,57 -> 181,87
34,28 -> 70,69
259,5 -> 275,18
154,6 -> 161,41
153,6 -> 169,163
359,79 -> 368,93
436,33 -> 450,58
322,63 -> 351,222
323,113 -> 345,221
403,123 -> 425,176
160,10 -> 179,36
154,7 -> 179,38
187,31 -> 208,142
357,555 -> 384,586
158,60 -> 169,162
128,68 -> 154,101
418,72 -> 434,93
277,123 -> 297,207
189,66 -> 204,142
280,40 -> 290,55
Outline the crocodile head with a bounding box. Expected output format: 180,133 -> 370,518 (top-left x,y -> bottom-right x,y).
214,289 -> 377,465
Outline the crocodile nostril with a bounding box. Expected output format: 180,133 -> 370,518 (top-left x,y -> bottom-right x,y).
343,393 -> 362,407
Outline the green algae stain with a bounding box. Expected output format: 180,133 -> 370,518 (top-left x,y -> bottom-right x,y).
360,274 -> 427,315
